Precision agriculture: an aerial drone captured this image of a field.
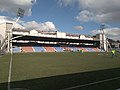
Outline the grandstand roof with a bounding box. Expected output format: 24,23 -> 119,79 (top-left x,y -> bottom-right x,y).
13,28 -> 29,32
13,34 -> 100,44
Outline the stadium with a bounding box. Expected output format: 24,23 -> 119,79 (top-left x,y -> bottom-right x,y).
0,22 -> 120,90
0,22 -> 107,53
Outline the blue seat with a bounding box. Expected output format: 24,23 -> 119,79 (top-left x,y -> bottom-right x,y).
54,47 -> 63,52
70,47 -> 79,52
85,48 -> 95,52
33,46 -> 45,52
13,47 -> 20,52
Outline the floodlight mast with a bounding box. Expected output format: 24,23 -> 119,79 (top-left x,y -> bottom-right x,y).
100,24 -> 107,51
8,8 -> 25,90
100,24 -> 112,52
10,8 -> 25,54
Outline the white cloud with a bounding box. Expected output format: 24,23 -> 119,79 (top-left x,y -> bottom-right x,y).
90,28 -> 120,40
23,21 -> 57,31
59,0 -> 120,40
0,16 -> 14,23
0,0 -> 36,16
0,16 -> 57,31
59,0 -> 120,23
0,16 -> 25,29
75,10 -> 94,22
74,25 -> 84,30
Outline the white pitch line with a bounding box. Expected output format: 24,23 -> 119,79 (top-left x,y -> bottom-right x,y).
60,76 -> 120,90
8,54 -> 13,90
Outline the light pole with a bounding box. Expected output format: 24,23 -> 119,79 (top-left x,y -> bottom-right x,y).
100,24 -> 112,52
8,8 -> 25,90
10,8 -> 25,54
100,24 -> 106,51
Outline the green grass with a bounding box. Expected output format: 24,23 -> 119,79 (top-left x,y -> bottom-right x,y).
0,52 -> 120,90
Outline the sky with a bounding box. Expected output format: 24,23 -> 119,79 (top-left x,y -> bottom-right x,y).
0,0 -> 120,40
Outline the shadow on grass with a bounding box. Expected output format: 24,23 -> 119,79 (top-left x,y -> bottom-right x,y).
1,68 -> 120,90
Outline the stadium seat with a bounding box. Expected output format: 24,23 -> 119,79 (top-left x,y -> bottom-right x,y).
70,47 -> 79,52
79,47 -> 88,52
13,47 -> 21,52
44,46 -> 56,52
92,48 -> 100,52
54,47 -> 63,52
86,48 -> 95,52
33,46 -> 45,52
62,47 -> 72,52
21,46 -> 34,52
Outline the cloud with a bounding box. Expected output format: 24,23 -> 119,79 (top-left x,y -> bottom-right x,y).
0,16 -> 57,31
74,25 -> 84,30
0,0 -> 36,16
75,10 -> 94,22
59,0 -> 120,23
90,28 -> 120,40
0,16 -> 25,29
58,0 -> 75,7
59,0 -> 120,40
23,21 -> 57,31
0,16 -> 14,23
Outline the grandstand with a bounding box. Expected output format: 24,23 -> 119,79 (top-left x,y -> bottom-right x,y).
0,22 -> 108,53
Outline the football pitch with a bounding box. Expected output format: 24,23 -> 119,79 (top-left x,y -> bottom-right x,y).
0,52 -> 120,90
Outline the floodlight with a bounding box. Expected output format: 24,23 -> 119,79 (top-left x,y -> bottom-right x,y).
17,8 -> 25,18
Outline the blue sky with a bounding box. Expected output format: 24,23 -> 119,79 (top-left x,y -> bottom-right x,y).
0,0 -> 120,40
25,0 -> 100,34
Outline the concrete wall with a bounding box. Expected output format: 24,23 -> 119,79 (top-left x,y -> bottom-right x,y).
57,32 -> 66,38
30,30 -> 38,36
0,34 -> 4,45
0,23 -> 6,39
0,22 -> 12,38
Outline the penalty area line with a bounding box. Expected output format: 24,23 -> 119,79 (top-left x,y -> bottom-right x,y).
8,54 -> 13,90
60,76 -> 120,90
